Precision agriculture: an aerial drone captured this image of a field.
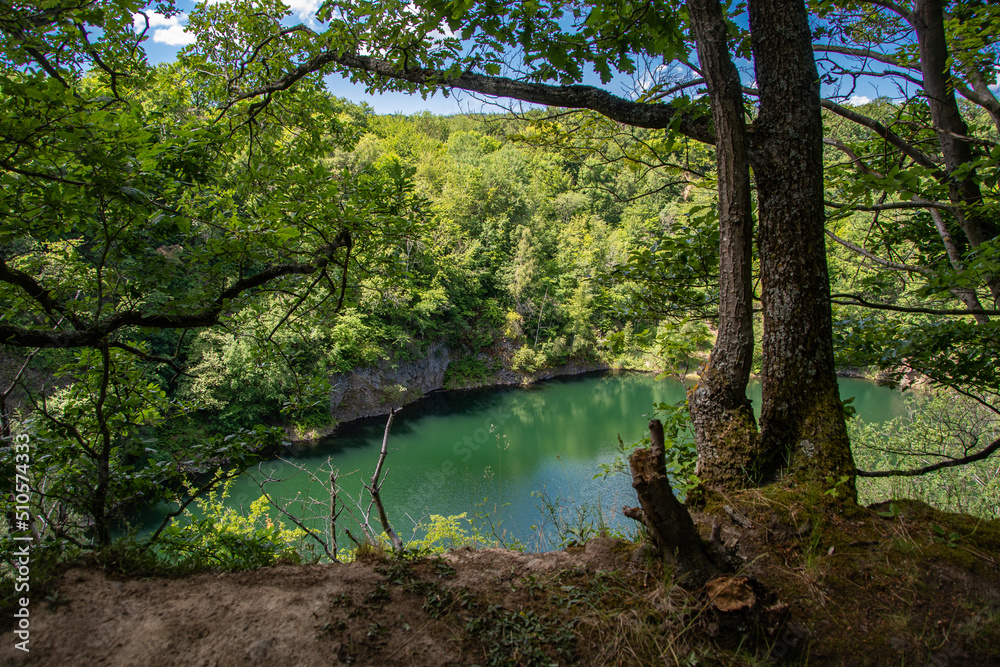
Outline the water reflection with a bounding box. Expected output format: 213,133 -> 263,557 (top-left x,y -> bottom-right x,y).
143,372 -> 907,551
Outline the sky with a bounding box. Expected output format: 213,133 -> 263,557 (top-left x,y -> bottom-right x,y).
135,0 -> 470,114
135,0 -> 892,115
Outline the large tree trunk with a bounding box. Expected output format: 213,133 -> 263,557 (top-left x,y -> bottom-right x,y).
685,0 -> 763,490
748,0 -> 856,494
912,0 -> 1000,304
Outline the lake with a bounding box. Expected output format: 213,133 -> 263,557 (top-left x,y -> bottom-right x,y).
146,372 -> 907,552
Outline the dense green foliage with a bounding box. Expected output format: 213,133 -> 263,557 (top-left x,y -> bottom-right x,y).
167,109 -> 706,430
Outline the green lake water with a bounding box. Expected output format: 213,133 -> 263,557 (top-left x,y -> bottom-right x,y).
147,372 -> 907,551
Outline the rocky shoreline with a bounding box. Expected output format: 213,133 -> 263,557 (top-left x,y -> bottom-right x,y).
286,346 -> 906,443
286,344 -> 631,442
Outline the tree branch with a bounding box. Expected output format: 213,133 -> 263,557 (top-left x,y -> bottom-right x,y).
823,138 -> 883,177
252,466 -> 336,561
820,99 -> 941,174
366,407 -> 402,550
231,50 -> 716,144
830,293 -> 1000,316
856,0 -> 913,22
107,342 -> 194,380
813,44 -> 920,72
0,230 -> 352,349
857,436 -> 1000,477
825,198 -> 955,212
825,229 -> 931,274
0,258 -> 85,329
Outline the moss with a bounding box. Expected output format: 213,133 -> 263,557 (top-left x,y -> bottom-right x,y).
645,477 -> 1000,663
786,384 -> 857,498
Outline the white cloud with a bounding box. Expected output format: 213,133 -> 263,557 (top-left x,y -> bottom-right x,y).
154,23 -> 197,46
132,12 -> 196,46
147,13 -> 177,28
847,95 -> 872,106
284,0 -> 321,21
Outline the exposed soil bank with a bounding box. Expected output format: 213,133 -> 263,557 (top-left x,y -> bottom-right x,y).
4,489 -> 998,666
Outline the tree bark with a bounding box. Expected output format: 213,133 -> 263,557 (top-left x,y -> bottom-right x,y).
912,0 -> 1000,304
748,0 -> 856,494
626,420 -> 718,587
235,51 -> 716,145
928,208 -> 990,323
92,342 -> 113,547
686,0 -> 763,490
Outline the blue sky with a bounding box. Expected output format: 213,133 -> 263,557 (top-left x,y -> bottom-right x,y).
136,0 -> 471,114
136,0 -> 892,115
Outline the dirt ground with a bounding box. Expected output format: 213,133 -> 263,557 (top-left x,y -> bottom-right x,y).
3,489 -> 1000,666
0,541 -> 636,667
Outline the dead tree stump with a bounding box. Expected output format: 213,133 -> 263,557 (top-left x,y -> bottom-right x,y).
625,419 -> 719,587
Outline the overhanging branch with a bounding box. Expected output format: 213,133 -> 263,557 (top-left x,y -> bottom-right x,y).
232,50 -> 716,145
813,44 -> 920,73
857,436 -> 1000,477
820,99 -> 941,175
0,230 -> 352,349
831,293 -> 1000,316
825,230 -> 931,274
825,198 -> 955,212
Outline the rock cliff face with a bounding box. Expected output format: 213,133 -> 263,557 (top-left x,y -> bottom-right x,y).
284,344 -> 616,442
314,345 -> 610,431
327,343 -> 453,423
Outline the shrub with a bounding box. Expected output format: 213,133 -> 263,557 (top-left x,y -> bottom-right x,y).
511,345 -> 546,374
444,357 -> 491,387
155,475 -> 307,570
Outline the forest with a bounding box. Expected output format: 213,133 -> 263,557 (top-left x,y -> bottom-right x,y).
2,0 -> 1000,663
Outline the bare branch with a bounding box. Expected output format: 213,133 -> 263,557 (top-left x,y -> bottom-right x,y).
366,408 -> 403,550
330,465 -> 340,562
813,44 -> 920,72
824,138 -> 885,177
830,293 -> 1000,316
252,467 -> 336,561
857,436 -> 1000,477
825,229 -> 931,274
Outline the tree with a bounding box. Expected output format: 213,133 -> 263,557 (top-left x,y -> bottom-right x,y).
814,0 -> 1000,316
811,1 -> 1000,477
204,0 -> 856,490
0,0 -> 426,545
0,0 -> 432,354
685,0 -> 762,488
25,344 -> 270,547
749,0 -> 856,488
